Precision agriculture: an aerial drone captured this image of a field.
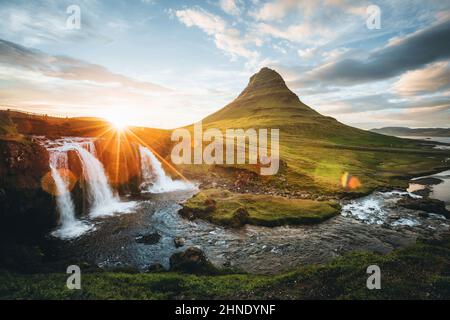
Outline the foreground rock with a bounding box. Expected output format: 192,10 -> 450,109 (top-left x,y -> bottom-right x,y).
169,247 -> 217,274
173,237 -> 186,248
144,263 -> 165,273
398,197 -> 450,218
135,232 -> 161,245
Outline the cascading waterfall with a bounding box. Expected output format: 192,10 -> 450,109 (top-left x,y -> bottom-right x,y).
65,142 -> 135,218
48,150 -> 92,239
69,144 -> 118,217
139,145 -> 194,193
41,137 -> 192,240
45,138 -> 136,223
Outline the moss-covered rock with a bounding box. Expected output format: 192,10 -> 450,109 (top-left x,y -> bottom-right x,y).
180,189 -> 340,227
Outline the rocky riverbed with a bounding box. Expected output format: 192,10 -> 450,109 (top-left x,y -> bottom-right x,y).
42,171 -> 450,274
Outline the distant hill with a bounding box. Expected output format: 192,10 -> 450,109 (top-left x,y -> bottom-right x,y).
371,127 -> 450,137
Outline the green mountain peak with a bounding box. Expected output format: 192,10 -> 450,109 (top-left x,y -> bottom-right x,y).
202,67 -> 318,126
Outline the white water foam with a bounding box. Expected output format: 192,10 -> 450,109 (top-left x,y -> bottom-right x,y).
46,138 -> 136,220
139,145 -> 195,193
48,150 -> 92,239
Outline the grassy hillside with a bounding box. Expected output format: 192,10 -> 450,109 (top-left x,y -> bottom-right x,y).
0,112 -> 23,142
178,68 -> 450,194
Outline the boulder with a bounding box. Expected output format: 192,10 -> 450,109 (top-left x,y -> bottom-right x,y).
411,177 -> 443,186
144,263 -> 165,273
173,237 -> 186,248
135,232 -> 161,245
398,197 -> 450,218
169,247 -> 217,274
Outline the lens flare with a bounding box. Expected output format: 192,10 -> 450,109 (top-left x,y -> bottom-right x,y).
41,168 -> 78,196
341,172 -> 361,190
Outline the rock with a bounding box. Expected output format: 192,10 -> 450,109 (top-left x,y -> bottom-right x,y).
135,232 -> 161,245
398,197 -> 450,218
411,188 -> 431,197
174,237 -> 186,248
411,177 -> 443,186
230,207 -> 250,227
169,247 -> 217,274
0,139 -> 56,239
179,197 -> 216,220
418,212 -> 430,218
144,263 -> 165,273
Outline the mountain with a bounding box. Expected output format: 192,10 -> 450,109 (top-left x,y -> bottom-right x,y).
182,68 -> 450,194
371,127 -> 450,137
202,68 -> 405,147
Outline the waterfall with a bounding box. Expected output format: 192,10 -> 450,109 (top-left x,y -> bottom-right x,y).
67,143 -> 135,218
139,145 -> 194,193
49,151 -> 92,239
70,145 -> 117,216
45,138 -> 136,222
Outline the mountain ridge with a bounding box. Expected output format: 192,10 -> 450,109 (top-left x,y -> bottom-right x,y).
371,127 -> 450,137
179,67 -> 450,194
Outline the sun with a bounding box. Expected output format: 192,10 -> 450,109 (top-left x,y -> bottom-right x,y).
106,115 -> 129,131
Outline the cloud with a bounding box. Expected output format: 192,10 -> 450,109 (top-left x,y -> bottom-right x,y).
0,40 -> 237,129
220,0 -> 241,16
250,0 -> 297,21
307,18 -> 450,84
0,39 -> 169,92
394,61 -> 450,96
0,0 -> 114,46
175,8 -> 259,59
312,94 -> 450,129
250,0 -> 366,25
255,22 -> 328,44
298,47 -> 317,59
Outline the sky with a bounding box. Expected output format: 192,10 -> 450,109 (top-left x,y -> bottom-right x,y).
0,0 -> 449,129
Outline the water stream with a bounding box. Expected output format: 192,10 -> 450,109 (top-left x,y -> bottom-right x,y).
139,145 -> 194,193
39,136 -> 450,274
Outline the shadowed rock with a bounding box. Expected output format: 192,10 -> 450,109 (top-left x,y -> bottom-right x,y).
398,197 -> 450,218
135,232 -> 161,245
169,247 -> 217,274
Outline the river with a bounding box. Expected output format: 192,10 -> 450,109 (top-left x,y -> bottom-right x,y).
40,136 -> 450,274
45,171 -> 450,275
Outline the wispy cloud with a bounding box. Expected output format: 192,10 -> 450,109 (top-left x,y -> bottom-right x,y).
220,0 -> 242,16
0,40 -> 169,92
394,61 -> 450,96
175,7 -> 259,60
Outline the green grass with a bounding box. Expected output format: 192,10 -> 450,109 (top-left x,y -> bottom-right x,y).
180,189 -> 340,227
0,112 -> 24,142
176,68 -> 450,195
2,236 -> 450,299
